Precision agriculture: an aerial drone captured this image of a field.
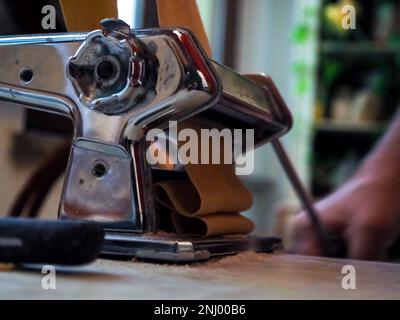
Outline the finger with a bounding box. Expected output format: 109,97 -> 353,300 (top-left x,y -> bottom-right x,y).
290,202 -> 346,256
347,224 -> 390,260
290,212 -> 324,256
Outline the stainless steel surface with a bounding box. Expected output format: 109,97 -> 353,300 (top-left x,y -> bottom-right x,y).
195,66 -> 293,147
0,25 -> 220,232
67,22 -> 155,115
60,139 -> 137,227
102,233 -> 282,262
213,62 -> 273,116
0,28 -> 220,143
0,21 -> 295,261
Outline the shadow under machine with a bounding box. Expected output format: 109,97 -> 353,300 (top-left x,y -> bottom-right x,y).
0,19 -> 295,262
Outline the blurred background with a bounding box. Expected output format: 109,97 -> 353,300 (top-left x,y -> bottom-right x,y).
0,0 -> 399,242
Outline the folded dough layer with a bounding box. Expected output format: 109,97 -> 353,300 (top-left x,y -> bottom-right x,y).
154,162 -> 254,236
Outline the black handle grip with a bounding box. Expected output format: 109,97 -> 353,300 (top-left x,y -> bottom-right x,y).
0,218 -> 104,265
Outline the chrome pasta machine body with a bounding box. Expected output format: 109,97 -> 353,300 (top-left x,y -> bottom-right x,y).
0,19 -> 294,262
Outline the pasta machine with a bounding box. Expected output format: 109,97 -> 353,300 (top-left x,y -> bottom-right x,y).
0,19 -> 314,262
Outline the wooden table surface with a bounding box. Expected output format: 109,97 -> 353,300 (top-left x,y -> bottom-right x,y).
1,252 -> 399,299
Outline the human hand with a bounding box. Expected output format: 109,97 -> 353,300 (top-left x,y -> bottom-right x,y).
291,173 -> 400,260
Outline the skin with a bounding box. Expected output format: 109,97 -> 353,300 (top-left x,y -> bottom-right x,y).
292,111 -> 400,260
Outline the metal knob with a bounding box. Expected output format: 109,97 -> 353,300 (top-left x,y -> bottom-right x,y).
67,19 -> 154,115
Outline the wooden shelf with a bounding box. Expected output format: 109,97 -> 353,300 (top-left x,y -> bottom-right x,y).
315,119 -> 385,134
320,41 -> 400,55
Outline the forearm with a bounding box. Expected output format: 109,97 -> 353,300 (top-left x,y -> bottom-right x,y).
355,110 -> 400,183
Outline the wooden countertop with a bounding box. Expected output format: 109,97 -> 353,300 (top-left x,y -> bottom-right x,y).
1,252 -> 399,299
